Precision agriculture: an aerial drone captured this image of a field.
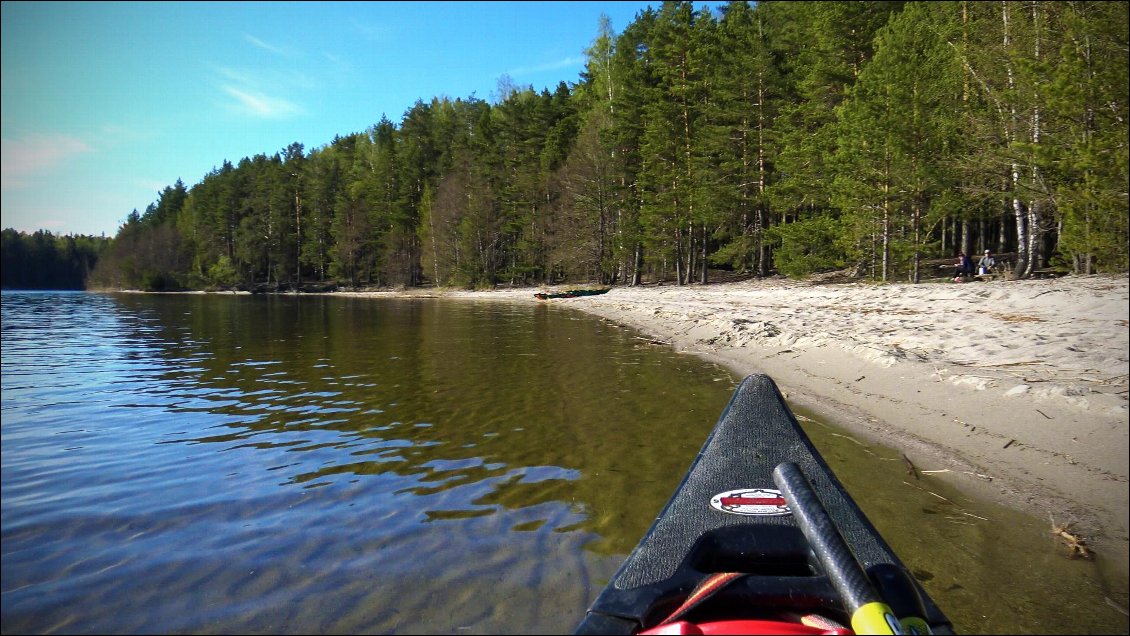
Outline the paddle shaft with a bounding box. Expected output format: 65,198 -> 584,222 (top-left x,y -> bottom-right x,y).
772,462 -> 903,635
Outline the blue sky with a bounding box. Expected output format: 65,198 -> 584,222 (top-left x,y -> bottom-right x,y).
1,1 -> 700,238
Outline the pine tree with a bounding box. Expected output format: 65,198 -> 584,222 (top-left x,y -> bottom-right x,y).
608,7 -> 659,284
832,1 -> 964,282
638,1 -> 712,284
708,1 -> 784,277
1038,1 -> 1129,272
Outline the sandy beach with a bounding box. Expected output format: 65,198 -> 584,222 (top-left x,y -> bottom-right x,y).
355,274 -> 1130,572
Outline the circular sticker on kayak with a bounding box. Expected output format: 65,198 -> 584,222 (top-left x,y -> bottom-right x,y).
710,488 -> 791,516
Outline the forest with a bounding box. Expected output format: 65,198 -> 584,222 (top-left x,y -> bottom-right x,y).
16,1 -> 1129,292
1,229 -> 109,290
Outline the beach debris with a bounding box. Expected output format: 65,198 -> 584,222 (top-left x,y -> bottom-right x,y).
902,481 -> 990,524
1105,597 -> 1129,617
1003,439 -> 1016,449
903,480 -> 954,504
1049,515 -> 1094,559
1035,409 -> 1052,419
919,468 -> 994,482
827,431 -> 878,455
902,453 -> 919,480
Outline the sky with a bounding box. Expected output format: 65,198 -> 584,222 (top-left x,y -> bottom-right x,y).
1,1 -> 706,238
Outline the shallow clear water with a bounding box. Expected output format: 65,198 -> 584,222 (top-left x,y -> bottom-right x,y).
795,410 -> 1128,635
2,291 -> 1126,634
1,291 -> 739,634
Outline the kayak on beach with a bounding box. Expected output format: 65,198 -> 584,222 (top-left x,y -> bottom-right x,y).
534,288 -> 611,300
576,374 -> 954,635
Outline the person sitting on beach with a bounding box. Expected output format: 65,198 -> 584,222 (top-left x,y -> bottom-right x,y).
953,252 -> 973,281
978,250 -> 996,275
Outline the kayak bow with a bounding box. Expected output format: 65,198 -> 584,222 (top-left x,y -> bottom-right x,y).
575,374 -> 953,635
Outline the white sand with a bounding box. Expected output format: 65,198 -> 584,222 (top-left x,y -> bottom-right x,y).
350,274 -> 1130,570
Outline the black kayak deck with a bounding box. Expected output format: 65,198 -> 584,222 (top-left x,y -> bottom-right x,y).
575,374 -> 954,634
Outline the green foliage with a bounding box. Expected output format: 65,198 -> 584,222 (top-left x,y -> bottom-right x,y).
140,271 -> 177,292
1,228 -> 110,289
1039,1 -> 1130,273
207,255 -> 239,288
766,215 -> 849,278
830,1 -> 965,281
85,1 -> 1128,290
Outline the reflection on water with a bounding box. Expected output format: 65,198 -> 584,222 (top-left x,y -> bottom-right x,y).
1,292 -> 736,634
2,292 -> 1126,635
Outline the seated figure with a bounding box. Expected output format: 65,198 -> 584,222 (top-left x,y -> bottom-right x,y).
953,252 -> 973,281
978,250 -> 996,275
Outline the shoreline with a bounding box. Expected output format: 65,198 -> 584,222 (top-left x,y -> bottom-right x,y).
341,274 -> 1130,578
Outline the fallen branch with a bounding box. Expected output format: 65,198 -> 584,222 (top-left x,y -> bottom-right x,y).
902,480 -> 954,504
983,360 -> 1043,367
919,468 -> 993,481
902,454 -> 919,480
1049,514 -> 1094,559
827,432 -> 869,448
1105,597 -> 1129,617
1102,373 -> 1129,385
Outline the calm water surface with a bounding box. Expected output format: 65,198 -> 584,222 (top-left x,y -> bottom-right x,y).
2,291 -> 1126,634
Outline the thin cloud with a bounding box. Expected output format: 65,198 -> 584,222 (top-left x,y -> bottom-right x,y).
213,63 -> 313,118
137,179 -> 173,194
1,133 -> 92,190
216,66 -> 258,86
348,18 -> 392,42
13,217 -> 67,232
221,85 -> 303,119
243,33 -> 298,58
217,65 -> 315,91
323,51 -> 351,70
508,56 -> 586,77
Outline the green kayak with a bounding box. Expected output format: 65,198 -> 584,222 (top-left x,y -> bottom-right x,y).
534,288 -> 611,300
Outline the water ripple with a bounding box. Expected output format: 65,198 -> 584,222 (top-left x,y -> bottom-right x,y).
2,290 -> 740,634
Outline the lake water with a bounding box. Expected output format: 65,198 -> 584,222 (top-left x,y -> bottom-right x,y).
2,291 -> 1126,634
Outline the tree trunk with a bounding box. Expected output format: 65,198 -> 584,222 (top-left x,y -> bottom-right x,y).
700,222 -> 708,284
912,197 -> 921,284
294,187 -> 302,288
1024,0 -> 1045,277
1003,1 -> 1031,277
675,223 -> 685,285
881,197 -> 891,283
632,242 -> 642,286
